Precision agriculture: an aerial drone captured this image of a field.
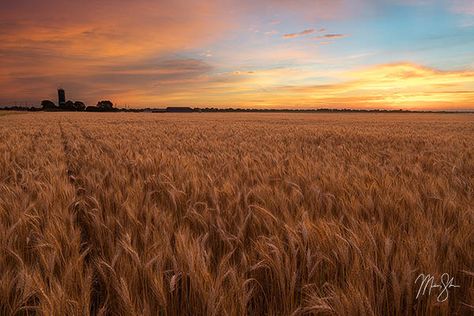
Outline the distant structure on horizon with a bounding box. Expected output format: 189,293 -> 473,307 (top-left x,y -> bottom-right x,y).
166,106 -> 194,113
58,88 -> 65,107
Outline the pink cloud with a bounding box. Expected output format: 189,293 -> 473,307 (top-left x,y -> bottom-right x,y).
451,0 -> 474,15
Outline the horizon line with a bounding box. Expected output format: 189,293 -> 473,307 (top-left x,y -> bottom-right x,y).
1,105 -> 473,114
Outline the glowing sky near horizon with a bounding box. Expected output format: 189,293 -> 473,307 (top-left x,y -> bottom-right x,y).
1,0 -> 473,109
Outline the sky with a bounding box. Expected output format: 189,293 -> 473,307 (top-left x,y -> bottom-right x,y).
1,0 -> 473,110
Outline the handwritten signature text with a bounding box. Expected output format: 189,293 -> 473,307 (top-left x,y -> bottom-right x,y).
415,273 -> 460,302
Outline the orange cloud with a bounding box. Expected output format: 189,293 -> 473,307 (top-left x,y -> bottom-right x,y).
1,1 -> 232,56
283,29 -> 315,38
0,0 -> 236,104
276,63 -> 474,109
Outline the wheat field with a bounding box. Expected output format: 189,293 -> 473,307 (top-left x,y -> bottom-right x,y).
0,112 -> 473,315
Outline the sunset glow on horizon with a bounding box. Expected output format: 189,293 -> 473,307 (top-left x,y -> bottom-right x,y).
1,0 -> 473,110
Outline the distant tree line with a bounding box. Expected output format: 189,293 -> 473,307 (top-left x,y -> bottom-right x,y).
0,104 -> 470,114
40,100 -> 117,112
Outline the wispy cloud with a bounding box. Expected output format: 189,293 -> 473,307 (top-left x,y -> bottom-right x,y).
319,33 -> 347,39
312,33 -> 348,44
264,30 -> 279,36
283,29 -> 315,39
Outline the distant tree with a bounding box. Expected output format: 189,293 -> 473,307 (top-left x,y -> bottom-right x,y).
41,100 -> 57,110
86,106 -> 99,112
74,101 -> 86,111
62,100 -> 75,110
97,100 -> 114,111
